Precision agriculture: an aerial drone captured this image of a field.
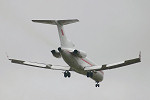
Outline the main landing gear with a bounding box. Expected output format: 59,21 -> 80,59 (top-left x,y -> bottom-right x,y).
87,71 -> 93,78
95,82 -> 100,87
64,71 -> 71,78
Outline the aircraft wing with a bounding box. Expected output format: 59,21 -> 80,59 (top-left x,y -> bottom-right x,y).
8,58 -> 71,71
84,52 -> 141,71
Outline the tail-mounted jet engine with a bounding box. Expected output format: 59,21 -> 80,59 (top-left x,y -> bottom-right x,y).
51,50 -> 61,58
72,50 -> 87,58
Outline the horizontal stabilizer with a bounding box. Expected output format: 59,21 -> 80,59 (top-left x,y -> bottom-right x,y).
32,19 -> 79,25
32,19 -> 79,48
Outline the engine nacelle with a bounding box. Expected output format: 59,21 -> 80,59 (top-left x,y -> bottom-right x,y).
51,50 -> 61,58
73,49 -> 87,58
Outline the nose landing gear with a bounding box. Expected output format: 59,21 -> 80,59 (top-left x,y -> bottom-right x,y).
95,82 -> 100,87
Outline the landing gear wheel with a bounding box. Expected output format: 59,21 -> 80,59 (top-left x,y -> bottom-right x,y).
86,71 -> 93,78
90,72 -> 93,78
95,82 -> 100,87
67,71 -> 71,78
64,72 -> 68,78
64,71 -> 71,78
87,72 -> 90,77
95,84 -> 100,87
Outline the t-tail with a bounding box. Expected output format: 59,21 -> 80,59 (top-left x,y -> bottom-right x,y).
32,19 -> 79,48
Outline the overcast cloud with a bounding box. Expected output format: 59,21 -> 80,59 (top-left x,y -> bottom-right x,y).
0,0 -> 150,100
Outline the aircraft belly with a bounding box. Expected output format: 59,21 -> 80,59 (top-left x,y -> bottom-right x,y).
61,51 -> 85,73
61,50 -> 103,82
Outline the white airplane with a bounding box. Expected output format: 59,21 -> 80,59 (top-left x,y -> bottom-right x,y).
8,19 -> 141,87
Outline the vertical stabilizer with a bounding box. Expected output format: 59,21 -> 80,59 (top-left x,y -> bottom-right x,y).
32,19 -> 79,48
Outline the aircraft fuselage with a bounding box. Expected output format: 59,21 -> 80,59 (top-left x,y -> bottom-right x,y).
60,48 -> 104,82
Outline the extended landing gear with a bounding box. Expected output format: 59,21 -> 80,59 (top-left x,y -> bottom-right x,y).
95,82 -> 100,87
64,71 -> 71,78
87,71 -> 93,78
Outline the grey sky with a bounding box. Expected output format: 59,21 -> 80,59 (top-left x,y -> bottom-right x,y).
0,0 -> 150,100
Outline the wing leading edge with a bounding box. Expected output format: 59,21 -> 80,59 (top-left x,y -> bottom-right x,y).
84,52 -> 141,71
8,58 -> 71,71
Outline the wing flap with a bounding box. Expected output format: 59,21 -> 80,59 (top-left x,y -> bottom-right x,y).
9,58 -> 70,71
10,59 -> 47,68
84,53 -> 141,71
49,65 -> 70,71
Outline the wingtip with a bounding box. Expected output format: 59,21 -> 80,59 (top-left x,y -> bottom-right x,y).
76,19 -> 79,22
5,52 -> 9,59
5,52 -> 12,60
32,20 -> 36,22
139,51 -> 141,61
32,20 -> 40,22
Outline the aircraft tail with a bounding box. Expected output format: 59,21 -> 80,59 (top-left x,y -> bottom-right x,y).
32,19 -> 79,48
